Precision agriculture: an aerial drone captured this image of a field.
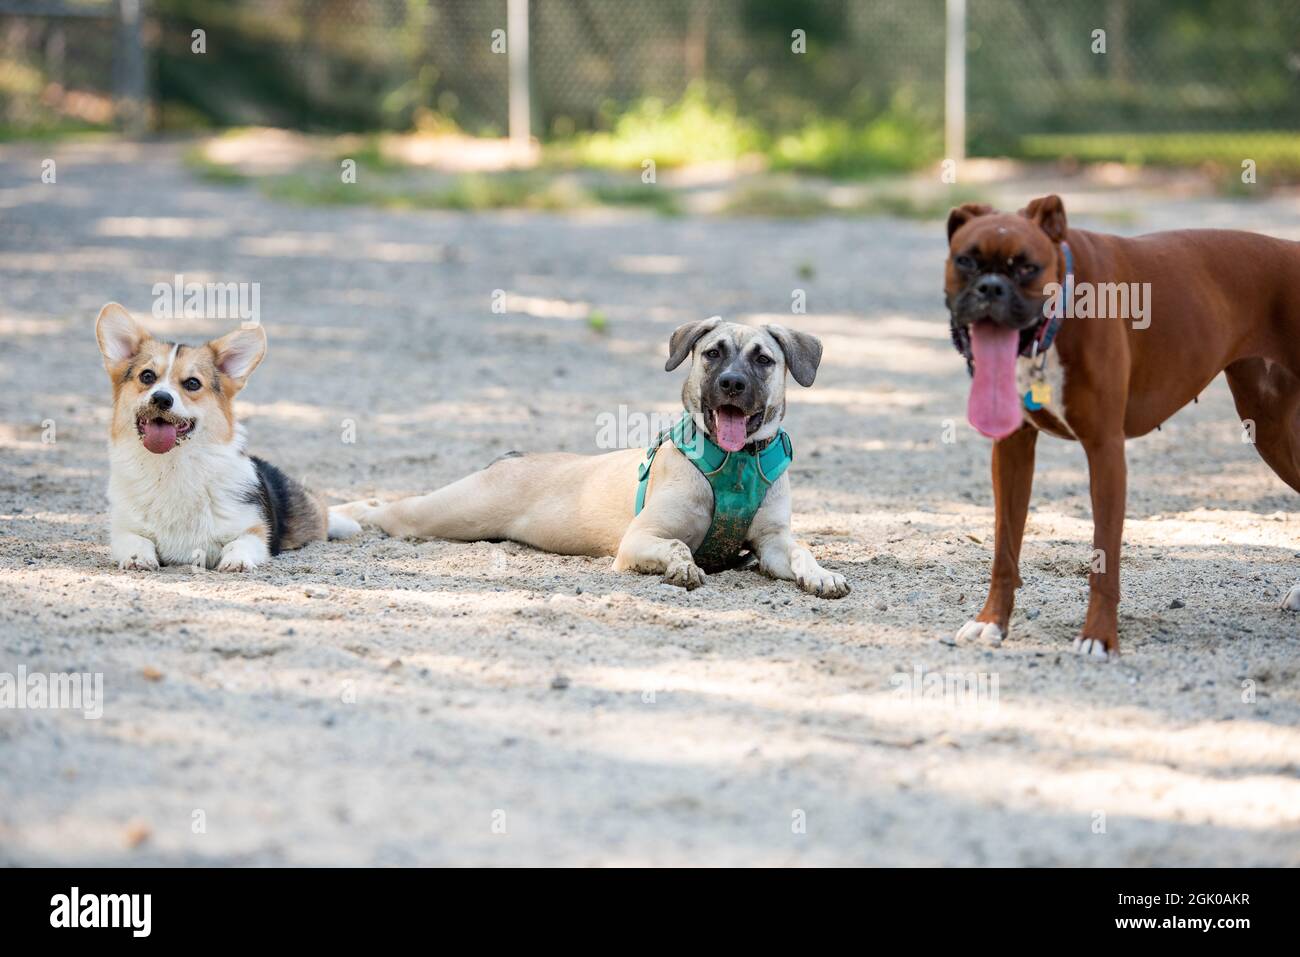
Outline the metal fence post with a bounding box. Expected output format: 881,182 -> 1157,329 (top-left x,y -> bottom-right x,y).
115,0 -> 147,134
945,0 -> 966,164
508,0 -> 530,150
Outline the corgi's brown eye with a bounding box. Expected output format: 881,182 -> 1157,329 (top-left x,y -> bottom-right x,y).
139,370 -> 156,385
183,377 -> 201,392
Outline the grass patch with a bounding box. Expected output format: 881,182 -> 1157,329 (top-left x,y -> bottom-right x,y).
182,146 -> 252,185
720,185 -> 837,218
333,134 -> 410,174
1018,131 -> 1300,177
589,183 -> 681,215
722,183 -> 987,220
768,109 -> 942,179
549,85 -> 763,171
0,121 -> 111,143
258,170 -> 681,215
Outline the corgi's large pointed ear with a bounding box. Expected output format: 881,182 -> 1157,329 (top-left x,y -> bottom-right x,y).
95,303 -> 150,365
665,316 -> 722,372
210,325 -> 267,389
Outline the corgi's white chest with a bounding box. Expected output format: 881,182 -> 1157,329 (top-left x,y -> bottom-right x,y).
108,441 -> 261,566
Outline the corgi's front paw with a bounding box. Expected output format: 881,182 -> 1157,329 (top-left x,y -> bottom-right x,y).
112,534 -> 160,571
217,535 -> 269,573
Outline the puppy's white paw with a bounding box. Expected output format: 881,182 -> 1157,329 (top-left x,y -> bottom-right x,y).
797,569 -> 850,599
216,536 -> 268,573
955,619 -> 1003,646
327,509 -> 362,540
662,559 -> 706,591
1281,584 -> 1300,611
1072,637 -> 1118,660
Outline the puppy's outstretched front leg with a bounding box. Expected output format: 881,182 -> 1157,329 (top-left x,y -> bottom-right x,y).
747,478 -> 849,599
614,528 -> 706,590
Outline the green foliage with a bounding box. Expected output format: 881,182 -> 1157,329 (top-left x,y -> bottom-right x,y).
550,86 -> 764,170
1018,131 -> 1300,177
768,106 -> 943,178
251,169 -> 681,214
181,146 -> 251,184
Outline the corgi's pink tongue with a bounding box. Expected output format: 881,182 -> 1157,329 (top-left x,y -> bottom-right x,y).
713,407 -> 749,452
141,419 -> 178,454
967,321 -> 1023,440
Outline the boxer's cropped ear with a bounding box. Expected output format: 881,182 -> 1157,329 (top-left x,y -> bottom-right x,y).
763,325 -> 823,387
665,316 -> 722,371
947,202 -> 993,241
1021,194 -> 1068,243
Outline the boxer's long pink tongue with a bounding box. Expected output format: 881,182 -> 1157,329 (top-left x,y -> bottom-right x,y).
141,419 -> 179,454
713,407 -> 749,452
967,321 -> 1023,440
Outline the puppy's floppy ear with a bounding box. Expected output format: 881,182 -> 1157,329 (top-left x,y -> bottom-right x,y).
95,302 -> 150,366
209,325 -> 267,389
665,315 -> 722,372
763,324 -> 823,388
947,202 -> 993,241
1020,194 -> 1068,243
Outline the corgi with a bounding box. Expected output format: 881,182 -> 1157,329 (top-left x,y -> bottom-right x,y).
94,302 -> 358,571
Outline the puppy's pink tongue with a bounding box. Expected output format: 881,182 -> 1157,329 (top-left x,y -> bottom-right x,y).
141,420 -> 178,454
967,322 -> 1024,440
713,407 -> 749,452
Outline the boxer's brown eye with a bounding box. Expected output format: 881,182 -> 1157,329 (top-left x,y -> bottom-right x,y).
955,255 -> 976,271
1018,264 -> 1041,282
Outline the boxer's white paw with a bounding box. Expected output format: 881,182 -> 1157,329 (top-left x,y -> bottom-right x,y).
1280,584 -> 1300,611
955,620 -> 1003,646
1072,637 -> 1118,661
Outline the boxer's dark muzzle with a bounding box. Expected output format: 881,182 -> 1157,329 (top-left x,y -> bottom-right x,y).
947,272 -> 1041,332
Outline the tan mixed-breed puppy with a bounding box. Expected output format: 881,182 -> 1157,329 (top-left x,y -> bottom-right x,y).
334,318 -> 850,597
95,302 -> 358,571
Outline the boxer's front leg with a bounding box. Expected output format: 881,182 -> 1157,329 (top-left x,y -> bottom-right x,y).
958,424 -> 1037,645
1076,435 -> 1126,658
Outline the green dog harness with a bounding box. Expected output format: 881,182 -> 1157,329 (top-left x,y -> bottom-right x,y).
634,413 -> 793,573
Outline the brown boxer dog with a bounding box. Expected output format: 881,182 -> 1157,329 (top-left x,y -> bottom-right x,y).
945,194 -> 1300,658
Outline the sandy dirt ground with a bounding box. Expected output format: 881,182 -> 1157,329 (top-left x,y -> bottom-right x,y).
1,140 -> 1298,866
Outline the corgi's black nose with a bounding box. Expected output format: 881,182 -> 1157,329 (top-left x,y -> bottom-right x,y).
151,391 -> 173,411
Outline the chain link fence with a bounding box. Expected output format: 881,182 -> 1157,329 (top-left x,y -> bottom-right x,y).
2,0 -> 1298,171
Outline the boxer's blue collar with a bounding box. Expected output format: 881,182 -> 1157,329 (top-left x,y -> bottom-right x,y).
1027,240 -> 1074,358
